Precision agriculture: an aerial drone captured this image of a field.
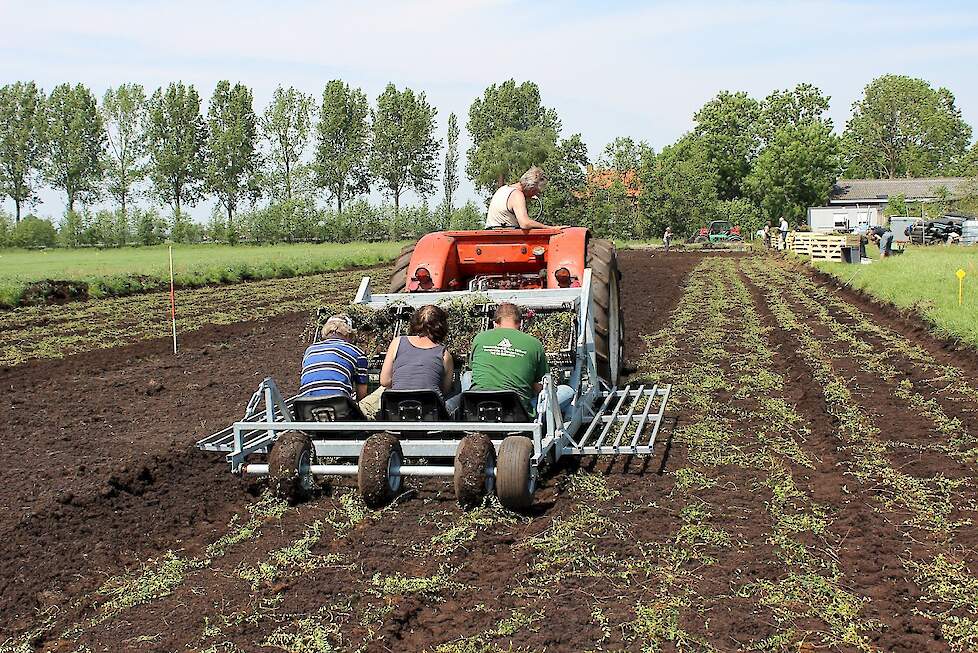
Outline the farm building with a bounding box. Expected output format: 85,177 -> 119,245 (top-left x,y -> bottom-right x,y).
828,177 -> 972,208
807,206 -> 882,232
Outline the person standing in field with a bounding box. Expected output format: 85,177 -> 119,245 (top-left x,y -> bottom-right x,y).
779,217 -> 789,249
663,226 -> 673,252
485,167 -> 567,230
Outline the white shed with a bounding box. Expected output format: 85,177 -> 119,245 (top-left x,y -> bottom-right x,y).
807,206 -> 882,232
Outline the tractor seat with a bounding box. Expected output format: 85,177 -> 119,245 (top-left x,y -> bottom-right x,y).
291,394 -> 366,422
460,390 -> 531,423
380,389 -> 452,422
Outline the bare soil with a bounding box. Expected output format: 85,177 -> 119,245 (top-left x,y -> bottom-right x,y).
1,250 -> 977,652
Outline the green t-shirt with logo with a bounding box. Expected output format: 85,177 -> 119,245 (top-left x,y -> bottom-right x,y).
470,328 -> 549,415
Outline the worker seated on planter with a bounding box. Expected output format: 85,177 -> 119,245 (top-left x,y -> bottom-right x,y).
454,302 -> 573,418
485,166 -> 569,230
298,314 -> 370,415
360,305 -> 455,418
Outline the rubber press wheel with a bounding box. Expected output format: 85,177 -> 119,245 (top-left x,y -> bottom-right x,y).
454,433 -> 496,510
586,238 -> 624,387
495,436 -> 536,511
358,433 -> 403,508
268,432 -> 316,502
388,242 -> 417,293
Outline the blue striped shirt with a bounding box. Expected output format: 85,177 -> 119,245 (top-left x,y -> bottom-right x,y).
299,339 -> 368,398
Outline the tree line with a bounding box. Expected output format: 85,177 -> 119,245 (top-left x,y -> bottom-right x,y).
1,74 -> 976,246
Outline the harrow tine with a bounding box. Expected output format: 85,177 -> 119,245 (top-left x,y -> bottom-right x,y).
594,385 -> 630,450
575,387 -> 617,448
630,384 -> 658,448
646,386 -> 671,451
612,385 -> 644,452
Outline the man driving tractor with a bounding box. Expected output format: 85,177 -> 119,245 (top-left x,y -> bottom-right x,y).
485,166 -> 567,230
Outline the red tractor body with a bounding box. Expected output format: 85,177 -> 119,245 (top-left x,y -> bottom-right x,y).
397,227 -> 589,292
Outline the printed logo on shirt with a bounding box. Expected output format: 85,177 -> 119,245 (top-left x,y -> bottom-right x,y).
483,337 -> 527,358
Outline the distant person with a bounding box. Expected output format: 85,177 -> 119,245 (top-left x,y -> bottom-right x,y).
663,226 -> 673,252
485,166 -> 568,230
755,226 -> 765,243
868,225 -> 895,258
779,216 -> 789,249
763,224 -> 772,249
299,315 -> 369,408
361,305 -> 455,418
467,303 -> 573,417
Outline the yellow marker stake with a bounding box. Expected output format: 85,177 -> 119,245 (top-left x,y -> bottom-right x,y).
957,269 -> 966,306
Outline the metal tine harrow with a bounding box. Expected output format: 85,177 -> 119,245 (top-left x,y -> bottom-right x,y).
567,384 -> 671,455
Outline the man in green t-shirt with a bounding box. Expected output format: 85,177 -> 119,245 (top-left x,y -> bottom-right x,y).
469,303 -> 573,417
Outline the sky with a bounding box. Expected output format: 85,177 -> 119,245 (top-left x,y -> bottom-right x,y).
2,0 -> 978,221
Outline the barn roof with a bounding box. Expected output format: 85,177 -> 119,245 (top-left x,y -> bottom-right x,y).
829,177 -> 972,204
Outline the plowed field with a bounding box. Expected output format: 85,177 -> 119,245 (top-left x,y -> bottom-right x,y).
2,251 -> 977,653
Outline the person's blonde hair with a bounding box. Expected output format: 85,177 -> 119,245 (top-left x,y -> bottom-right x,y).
519,166 -> 548,193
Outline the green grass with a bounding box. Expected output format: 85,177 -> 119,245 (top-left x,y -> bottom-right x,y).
0,242 -> 406,308
814,246 -> 978,348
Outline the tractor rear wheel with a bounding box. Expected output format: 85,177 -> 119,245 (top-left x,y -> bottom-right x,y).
388,243 -> 417,293
358,433 -> 403,508
454,433 -> 496,509
268,432 -> 316,502
586,238 -> 623,387
496,436 -> 535,511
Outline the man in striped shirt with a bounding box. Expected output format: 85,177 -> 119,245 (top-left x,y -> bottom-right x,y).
299,314 -> 369,403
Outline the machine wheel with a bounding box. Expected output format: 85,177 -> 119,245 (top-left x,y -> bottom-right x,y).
693,235 -> 709,243
728,234 -> 743,242
496,436 -> 536,511
358,433 -> 403,508
454,433 -> 496,510
268,432 -> 316,502
388,242 -> 417,293
586,238 -> 623,387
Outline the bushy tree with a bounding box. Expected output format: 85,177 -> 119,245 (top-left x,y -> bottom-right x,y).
369,83 -> 439,216
693,91 -> 760,200
466,80 -> 559,193
758,83 -> 832,145
717,198 -> 764,237
315,80 -> 371,213
102,84 -> 148,219
541,134 -> 589,226
11,215 -> 57,247
133,207 -> 166,245
842,74 -> 972,178
639,135 -> 720,237
207,81 -> 260,228
146,82 -> 208,215
599,137 -> 642,172
262,86 -> 315,202
745,121 -> 839,226
0,208 -> 12,245
45,83 -> 106,212
0,82 -> 47,222
443,112 -> 460,222
447,200 -> 484,231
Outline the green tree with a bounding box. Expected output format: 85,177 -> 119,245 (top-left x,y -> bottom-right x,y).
206,81 -> 260,227
369,83 -> 439,217
44,83 -> 106,213
542,134 -> 589,226
639,135 -> 721,237
261,86 -> 315,202
884,193 -> 908,217
599,136 -> 642,172
842,74 -> 972,178
11,215 -> 57,247
146,82 -> 208,215
745,121 -> 839,226
758,83 -> 832,145
0,82 -> 47,222
443,112 -> 460,221
693,91 -> 760,200
466,80 -> 560,193
315,80 -> 371,214
102,84 -> 148,220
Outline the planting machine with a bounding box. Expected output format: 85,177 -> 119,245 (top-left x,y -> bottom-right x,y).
197,227 -> 671,511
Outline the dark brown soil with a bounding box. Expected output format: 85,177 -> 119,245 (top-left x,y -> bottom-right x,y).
1,251 -> 978,652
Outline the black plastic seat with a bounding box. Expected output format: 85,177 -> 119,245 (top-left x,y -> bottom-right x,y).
460,390 -> 531,423
380,389 -> 452,422
291,395 -> 366,422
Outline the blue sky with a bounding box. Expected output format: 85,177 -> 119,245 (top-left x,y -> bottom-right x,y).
2,0 -> 978,220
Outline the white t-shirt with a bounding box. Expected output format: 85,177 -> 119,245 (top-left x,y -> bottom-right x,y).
779,219 -> 788,233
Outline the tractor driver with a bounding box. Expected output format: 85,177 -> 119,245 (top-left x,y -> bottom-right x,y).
485,166 -> 568,230
298,314 -> 370,411
464,303 -> 574,418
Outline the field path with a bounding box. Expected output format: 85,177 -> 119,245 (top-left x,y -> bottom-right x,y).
2,251 -> 978,652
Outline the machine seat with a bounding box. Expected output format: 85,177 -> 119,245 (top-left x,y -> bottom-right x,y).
460,390 -> 531,423
291,394 -> 366,422
380,389 -> 452,422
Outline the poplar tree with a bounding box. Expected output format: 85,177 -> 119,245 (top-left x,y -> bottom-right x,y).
261,86 -> 315,202
44,83 -> 106,213
146,82 -> 208,216
206,81 -> 259,225
315,80 -> 371,214
102,83 -> 148,219
443,112 -> 459,218
0,81 -> 46,222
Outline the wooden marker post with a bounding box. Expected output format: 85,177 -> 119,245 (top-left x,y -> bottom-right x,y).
169,245 -> 178,354
957,269 -> 966,307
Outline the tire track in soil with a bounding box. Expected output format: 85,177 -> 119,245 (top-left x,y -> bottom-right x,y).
737,263 -> 944,652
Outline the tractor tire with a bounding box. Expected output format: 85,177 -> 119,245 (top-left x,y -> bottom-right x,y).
388,243 -> 417,293
358,433 -> 403,509
728,234 -> 743,242
454,433 -> 496,510
268,432 -> 316,502
496,435 -> 535,512
586,238 -> 623,387
693,235 -> 708,243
